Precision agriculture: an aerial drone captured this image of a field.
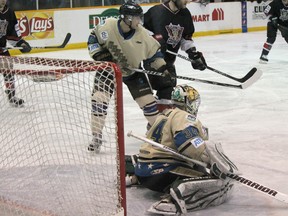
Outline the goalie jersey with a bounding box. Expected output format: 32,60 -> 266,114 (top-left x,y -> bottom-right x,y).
90,18 -> 161,77
135,107 -> 209,177
144,2 -> 195,64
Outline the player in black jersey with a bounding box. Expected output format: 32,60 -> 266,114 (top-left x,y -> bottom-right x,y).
0,0 -> 31,107
144,0 -> 206,103
260,0 -> 288,63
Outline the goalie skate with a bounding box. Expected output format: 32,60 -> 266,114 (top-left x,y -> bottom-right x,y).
9,97 -> 24,108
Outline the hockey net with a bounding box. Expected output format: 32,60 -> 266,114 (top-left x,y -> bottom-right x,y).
0,56 -> 126,216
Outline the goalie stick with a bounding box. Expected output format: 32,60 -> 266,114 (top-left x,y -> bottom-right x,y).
1,33 -> 71,50
127,131 -> 288,205
132,68 -> 262,89
166,50 -> 260,83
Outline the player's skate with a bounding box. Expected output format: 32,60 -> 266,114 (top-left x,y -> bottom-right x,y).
9,97 -> 25,108
88,133 -> 102,153
259,55 -> 268,64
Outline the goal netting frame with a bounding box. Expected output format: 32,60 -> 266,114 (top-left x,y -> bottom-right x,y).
0,56 -> 126,216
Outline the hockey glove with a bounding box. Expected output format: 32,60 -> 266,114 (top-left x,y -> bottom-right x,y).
157,64 -> 176,86
92,48 -> 113,62
187,48 -> 207,71
16,39 -> 31,53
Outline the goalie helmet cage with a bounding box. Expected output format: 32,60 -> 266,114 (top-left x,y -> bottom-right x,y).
0,56 -> 126,216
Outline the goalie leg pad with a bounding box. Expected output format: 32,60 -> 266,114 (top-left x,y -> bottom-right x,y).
170,176 -> 234,212
148,177 -> 234,215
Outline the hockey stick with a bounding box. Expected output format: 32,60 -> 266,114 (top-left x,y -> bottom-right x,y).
127,131 -> 288,204
1,33 -> 71,50
132,68 -> 262,89
166,50 -> 260,83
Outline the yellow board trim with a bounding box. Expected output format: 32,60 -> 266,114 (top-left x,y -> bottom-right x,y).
10,27 -> 267,56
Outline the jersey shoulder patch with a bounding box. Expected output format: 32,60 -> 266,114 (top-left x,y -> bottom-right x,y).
186,114 -> 196,122
99,31 -> 109,41
191,137 -> 205,148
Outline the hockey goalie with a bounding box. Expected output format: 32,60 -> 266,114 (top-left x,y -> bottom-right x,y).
126,84 -> 240,215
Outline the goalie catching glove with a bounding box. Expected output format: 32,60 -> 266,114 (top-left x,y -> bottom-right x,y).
186,48 -> 207,71
16,39 -> 31,53
205,141 -> 240,179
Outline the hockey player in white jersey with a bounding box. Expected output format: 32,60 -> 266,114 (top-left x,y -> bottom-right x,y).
125,84 -> 239,215
87,1 -> 175,153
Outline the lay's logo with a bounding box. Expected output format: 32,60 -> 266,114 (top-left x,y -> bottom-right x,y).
212,8 -> 224,21
16,12 -> 54,39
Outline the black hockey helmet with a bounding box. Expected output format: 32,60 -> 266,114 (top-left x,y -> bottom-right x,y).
119,1 -> 143,19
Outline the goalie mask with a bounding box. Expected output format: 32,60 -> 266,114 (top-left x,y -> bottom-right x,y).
171,85 -> 201,116
119,1 -> 144,26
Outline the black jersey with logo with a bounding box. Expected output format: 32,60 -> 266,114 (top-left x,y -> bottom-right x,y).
264,0 -> 288,27
144,3 -> 195,64
0,5 -> 21,48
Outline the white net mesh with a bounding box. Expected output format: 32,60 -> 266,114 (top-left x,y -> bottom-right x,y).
0,56 -> 125,216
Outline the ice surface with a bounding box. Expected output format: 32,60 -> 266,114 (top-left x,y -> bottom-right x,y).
10,31 -> 288,215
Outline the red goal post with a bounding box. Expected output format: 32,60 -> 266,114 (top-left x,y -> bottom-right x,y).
0,56 -> 126,216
